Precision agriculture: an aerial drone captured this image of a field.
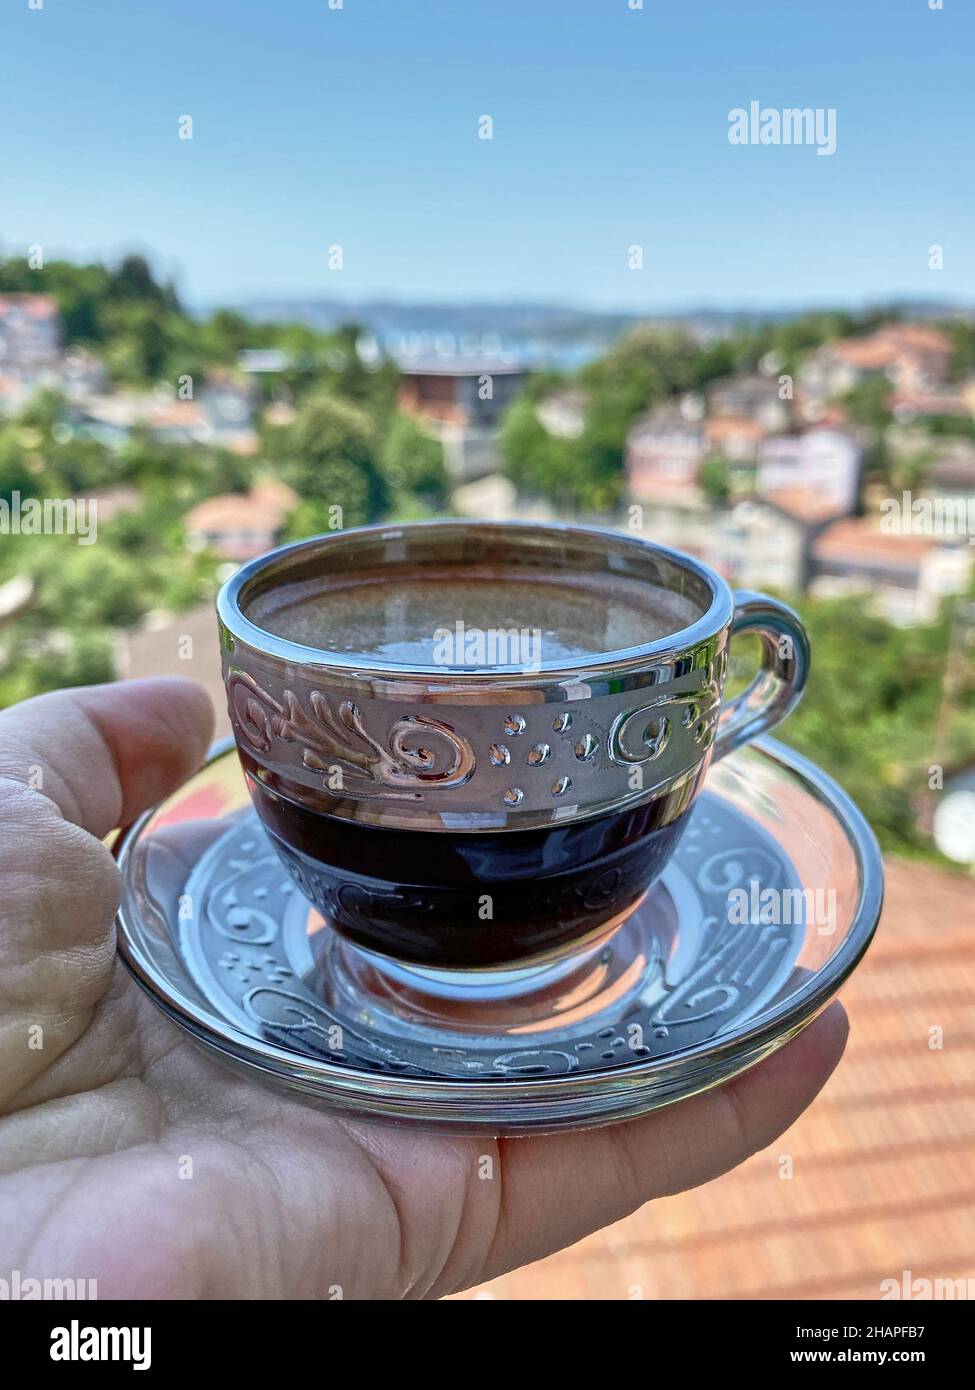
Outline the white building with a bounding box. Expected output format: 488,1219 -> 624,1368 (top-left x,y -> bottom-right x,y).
0,294 -> 61,369
811,519 -> 972,625
759,428 -> 861,516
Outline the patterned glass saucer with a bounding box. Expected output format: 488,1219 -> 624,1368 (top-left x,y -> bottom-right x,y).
114,737 -> 882,1135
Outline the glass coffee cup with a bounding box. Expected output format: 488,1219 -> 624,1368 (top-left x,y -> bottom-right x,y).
217,521 -> 809,993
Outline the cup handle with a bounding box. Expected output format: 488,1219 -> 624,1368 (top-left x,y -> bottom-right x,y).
712,591 -> 810,762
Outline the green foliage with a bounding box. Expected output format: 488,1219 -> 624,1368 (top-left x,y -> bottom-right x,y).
500,396 -> 579,506
0,629 -> 115,707
277,389 -> 388,529
946,319 -> 975,379
921,414 -> 975,440
0,254 -> 178,360
841,376 -> 894,430
379,414 -> 448,510
759,310 -> 857,373
501,326 -> 716,512
699,458 -> 733,505
772,596 -> 971,857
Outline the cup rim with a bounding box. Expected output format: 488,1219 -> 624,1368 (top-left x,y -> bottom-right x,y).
217,519 -> 734,680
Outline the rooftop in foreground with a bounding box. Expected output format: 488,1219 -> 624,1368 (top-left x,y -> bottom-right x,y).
458,858 -> 975,1300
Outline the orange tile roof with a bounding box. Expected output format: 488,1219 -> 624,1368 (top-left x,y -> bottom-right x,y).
184,478 -> 297,535
249,477 -> 297,511
184,495 -> 264,531
458,858 -> 975,1300
879,323 -> 953,354
832,339 -> 901,370
705,417 -> 765,442
762,486 -> 847,523
147,401 -> 207,428
893,391 -> 972,416
813,517 -> 938,563
0,292 -> 59,319
831,324 -> 953,371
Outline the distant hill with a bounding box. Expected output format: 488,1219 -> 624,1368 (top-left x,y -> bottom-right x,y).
210,295 -> 975,368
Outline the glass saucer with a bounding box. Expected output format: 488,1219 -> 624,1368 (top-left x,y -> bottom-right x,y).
114,737 -> 883,1135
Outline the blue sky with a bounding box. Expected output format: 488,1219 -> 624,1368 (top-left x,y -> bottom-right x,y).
1,0 -> 971,309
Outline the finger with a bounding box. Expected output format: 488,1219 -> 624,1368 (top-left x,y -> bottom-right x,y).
0,677 -> 215,839
469,1002 -> 848,1290
0,679 -> 214,1106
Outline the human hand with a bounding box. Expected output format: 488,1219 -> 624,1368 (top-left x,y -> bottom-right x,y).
0,678 -> 847,1299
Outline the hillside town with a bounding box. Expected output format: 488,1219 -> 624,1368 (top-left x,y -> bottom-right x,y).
4,291 -> 973,629
1,273 -> 974,867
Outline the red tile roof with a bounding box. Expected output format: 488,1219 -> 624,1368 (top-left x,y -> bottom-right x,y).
0,292 -> 60,319
813,516 -> 938,564
705,416 -> 765,443
458,858 -> 975,1300
830,324 -> 953,371
762,486 -> 848,524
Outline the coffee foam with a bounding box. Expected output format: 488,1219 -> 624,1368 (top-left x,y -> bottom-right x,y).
247,563 -> 704,668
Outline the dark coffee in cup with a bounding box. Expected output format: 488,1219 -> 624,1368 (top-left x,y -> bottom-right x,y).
240,745 -> 697,968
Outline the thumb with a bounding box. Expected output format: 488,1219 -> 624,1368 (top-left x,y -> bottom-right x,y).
0,676 -> 215,838
0,678 -> 213,1107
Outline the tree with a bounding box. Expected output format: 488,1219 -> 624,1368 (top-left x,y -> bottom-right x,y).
774,595 -> 968,856
841,376 -> 893,431
500,396 -> 582,509
569,328 -> 707,508
277,389 -> 387,528
99,301 -> 176,383
699,458 -> 733,506
379,414 -> 448,510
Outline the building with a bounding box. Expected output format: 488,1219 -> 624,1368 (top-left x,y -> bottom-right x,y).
535,389 -> 588,439
0,293 -> 61,370
801,323 -> 954,402
702,498 -> 814,593
625,403 -> 705,502
0,374 -> 31,416
198,370 -> 258,447
238,348 -> 289,374
450,473 -> 556,524
397,362 -> 530,425
922,442 -> 975,499
699,487 -> 844,594
810,517 -> 972,625
58,350 -> 108,402
891,388 -> 973,424
66,376 -> 258,453
183,478 -> 297,563
86,488 -> 141,525
706,373 -> 792,432
758,428 -> 861,516
0,574 -> 34,627
397,361 -> 531,481
704,416 -> 766,464
146,400 -> 211,446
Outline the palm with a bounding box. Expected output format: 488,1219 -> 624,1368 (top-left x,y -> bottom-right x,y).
0,680 -> 847,1300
